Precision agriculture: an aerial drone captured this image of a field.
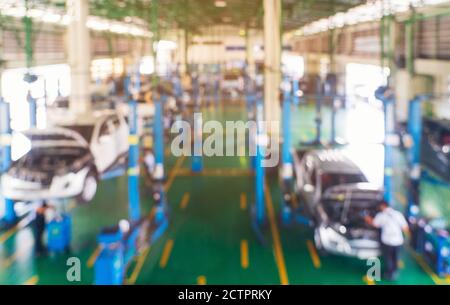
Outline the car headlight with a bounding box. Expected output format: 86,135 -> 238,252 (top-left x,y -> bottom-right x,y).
51,173 -> 76,189
321,226 -> 352,253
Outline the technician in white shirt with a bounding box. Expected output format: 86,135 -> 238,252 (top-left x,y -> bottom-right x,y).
365,201 -> 410,280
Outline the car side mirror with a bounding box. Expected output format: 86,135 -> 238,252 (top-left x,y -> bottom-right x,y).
303,184 -> 315,193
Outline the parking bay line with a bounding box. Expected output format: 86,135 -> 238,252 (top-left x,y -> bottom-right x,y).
240,193 -> 247,211
159,239 -> 174,268
240,239 -> 249,269
180,193 -> 190,210
265,182 -> 289,285
23,275 -> 39,285
87,156 -> 185,274
306,240 -> 321,269
197,275 -> 207,285
126,156 -> 185,283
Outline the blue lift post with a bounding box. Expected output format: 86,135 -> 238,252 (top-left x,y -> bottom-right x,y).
313,75 -> 323,145
152,86 -> 170,234
292,78 -> 300,106
128,69 -> 141,222
0,100 -> 17,229
406,95 -> 450,277
324,74 -> 339,145
94,69 -> 142,284
191,74 -> 203,173
406,94 -> 430,219
280,77 -> 294,224
375,86 -> 396,205
251,93 -> 266,243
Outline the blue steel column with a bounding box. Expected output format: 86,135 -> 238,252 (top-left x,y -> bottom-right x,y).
0,100 -> 16,226
376,86 -> 396,205
191,74 -> 203,173
292,78 -> 300,106
406,95 -> 428,218
314,75 -> 323,144
281,78 -> 293,224
127,71 -> 141,222
255,96 -> 265,225
153,93 -> 165,181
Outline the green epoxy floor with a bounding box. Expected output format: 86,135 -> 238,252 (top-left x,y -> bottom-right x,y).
0,102 -> 448,285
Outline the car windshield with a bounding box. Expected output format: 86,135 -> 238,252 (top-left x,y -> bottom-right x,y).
63,125 -> 95,143
321,173 -> 367,192
15,146 -> 88,172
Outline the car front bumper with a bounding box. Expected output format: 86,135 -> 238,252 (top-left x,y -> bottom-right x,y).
1,168 -> 88,201
316,226 -> 381,260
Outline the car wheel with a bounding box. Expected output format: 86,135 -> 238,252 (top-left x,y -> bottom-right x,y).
78,170 -> 98,204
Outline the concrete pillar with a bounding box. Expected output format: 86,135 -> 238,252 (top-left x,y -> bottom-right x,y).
177,29 -> 187,74
245,29 -> 255,76
263,0 -> 281,125
67,0 -> 91,115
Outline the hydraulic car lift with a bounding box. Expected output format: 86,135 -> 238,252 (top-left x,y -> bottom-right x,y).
404,94 -> 450,277
279,77 -> 312,227
191,73 -> 203,173
251,92 -> 267,243
299,74 -> 343,148
94,68 -> 169,285
375,86 -> 397,205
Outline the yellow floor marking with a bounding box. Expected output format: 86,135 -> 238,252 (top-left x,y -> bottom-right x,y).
239,156 -> 247,167
164,155 -> 186,192
408,247 -> 444,285
395,192 -> 407,206
240,240 -> 249,269
23,275 -> 39,285
0,225 -> 19,244
87,246 -> 102,268
240,193 -> 247,211
180,193 -> 190,210
362,275 -> 376,285
159,239 -> 174,268
176,168 -> 253,177
127,246 -> 151,285
197,275 -> 207,285
264,182 -> 289,285
306,240 -> 321,269
126,155 -> 184,283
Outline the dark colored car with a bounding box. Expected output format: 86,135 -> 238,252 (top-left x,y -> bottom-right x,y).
293,149 -> 383,259
422,117 -> 450,181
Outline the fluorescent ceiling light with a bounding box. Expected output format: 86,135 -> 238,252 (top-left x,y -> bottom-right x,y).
0,3 -> 152,38
215,1 -> 227,8
296,0 -> 450,36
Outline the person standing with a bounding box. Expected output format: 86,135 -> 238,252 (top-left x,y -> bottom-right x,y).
365,201 -> 410,280
32,201 -> 54,256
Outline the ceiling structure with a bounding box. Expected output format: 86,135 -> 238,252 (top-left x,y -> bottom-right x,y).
22,0 -> 368,34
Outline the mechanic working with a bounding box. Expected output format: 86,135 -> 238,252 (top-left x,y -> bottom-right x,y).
32,201 -> 55,256
365,201 -> 410,280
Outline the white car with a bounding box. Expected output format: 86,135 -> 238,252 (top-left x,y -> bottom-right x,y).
1,110 -> 129,203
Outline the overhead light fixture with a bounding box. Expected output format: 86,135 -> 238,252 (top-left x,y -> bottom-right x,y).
215,0 -> 227,8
